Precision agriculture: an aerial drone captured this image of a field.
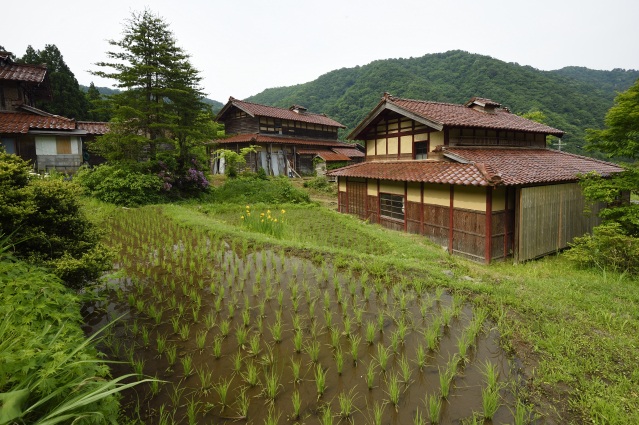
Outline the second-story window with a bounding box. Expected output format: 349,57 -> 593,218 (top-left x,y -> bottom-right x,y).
415,141 -> 428,159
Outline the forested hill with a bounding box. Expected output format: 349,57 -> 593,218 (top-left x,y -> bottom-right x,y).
246,50 -> 639,154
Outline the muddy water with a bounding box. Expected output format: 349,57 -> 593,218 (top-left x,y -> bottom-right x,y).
84,213 -> 520,424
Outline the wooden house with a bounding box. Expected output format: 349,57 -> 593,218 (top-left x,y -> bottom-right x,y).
328,93 -> 623,262
0,51 -> 106,172
213,97 -> 364,176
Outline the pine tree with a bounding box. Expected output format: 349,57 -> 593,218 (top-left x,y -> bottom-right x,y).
92,9 -> 215,171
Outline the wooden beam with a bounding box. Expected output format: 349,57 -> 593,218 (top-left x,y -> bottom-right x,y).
404,182 -> 408,233
485,187 -> 493,264
448,185 -> 454,254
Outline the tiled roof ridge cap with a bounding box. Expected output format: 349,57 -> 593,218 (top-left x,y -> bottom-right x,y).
474,162 -> 502,185
386,95 -> 461,108
552,149 -> 623,168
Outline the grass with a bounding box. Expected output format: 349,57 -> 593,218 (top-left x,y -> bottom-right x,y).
84,194 -> 639,425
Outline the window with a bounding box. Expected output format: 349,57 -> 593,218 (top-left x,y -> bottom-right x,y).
56,137 -> 71,154
380,193 -> 404,221
415,141 -> 428,159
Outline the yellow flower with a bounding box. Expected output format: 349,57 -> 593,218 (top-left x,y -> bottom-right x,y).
246,205 -> 250,209
260,212 -> 265,217
274,218 -> 278,222
247,212 -> 250,216
240,215 -> 244,219
281,209 -> 286,214
267,210 -> 271,214
261,219 -> 264,223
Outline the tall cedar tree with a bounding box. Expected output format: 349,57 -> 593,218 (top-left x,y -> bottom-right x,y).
20,45 -> 91,119
92,10 -> 215,167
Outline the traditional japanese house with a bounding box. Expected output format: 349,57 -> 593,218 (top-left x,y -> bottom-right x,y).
213,97 -> 363,176
0,51 -> 106,172
328,93 -> 623,262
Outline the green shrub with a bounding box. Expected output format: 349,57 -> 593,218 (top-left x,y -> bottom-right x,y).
208,176 -> 310,204
75,164 -> 163,206
0,151 -> 112,289
303,176 -> 336,194
566,223 -> 639,274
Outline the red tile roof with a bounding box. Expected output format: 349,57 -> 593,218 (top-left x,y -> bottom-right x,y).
332,147 -> 365,158
0,62 -> 47,83
213,133 -> 355,148
218,97 -> 345,128
444,147 -> 624,185
388,96 -> 564,136
328,160 -> 498,186
349,94 -> 564,139
0,112 -> 76,133
297,149 -> 351,161
77,121 -> 110,135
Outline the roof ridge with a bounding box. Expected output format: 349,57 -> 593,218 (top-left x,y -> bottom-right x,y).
387,96 -> 461,107
553,149 -> 623,168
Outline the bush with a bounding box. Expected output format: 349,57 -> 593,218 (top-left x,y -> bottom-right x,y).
76,164 -> 163,206
303,176 -> 336,194
0,150 -> 112,289
209,175 -> 310,204
566,223 -> 639,274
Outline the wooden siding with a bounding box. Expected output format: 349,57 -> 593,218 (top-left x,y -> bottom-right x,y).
517,183 -> 602,261
225,116 -> 259,134
452,209 -> 486,261
423,204 -> 449,248
346,181 -> 367,220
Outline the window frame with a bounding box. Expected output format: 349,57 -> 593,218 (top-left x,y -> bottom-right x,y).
379,192 -> 405,221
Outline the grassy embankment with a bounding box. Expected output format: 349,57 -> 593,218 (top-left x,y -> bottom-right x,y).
154,196 -> 639,425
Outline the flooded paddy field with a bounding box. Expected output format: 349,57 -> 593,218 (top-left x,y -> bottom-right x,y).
84,207 -> 532,424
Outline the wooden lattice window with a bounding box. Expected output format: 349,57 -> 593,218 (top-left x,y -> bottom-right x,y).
380,193 -> 404,221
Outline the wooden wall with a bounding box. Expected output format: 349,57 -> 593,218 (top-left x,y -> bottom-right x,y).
517,183 -> 602,261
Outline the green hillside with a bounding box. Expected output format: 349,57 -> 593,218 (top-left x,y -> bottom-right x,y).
247,50 -> 639,155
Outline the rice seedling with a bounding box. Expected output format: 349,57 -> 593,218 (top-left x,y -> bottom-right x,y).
513,399 -> 537,425
214,376 -> 233,412
248,332 -> 261,357
291,389 -> 302,420
414,407 -> 426,425
386,373 -> 402,411
241,360 -> 260,387
330,327 -> 340,350
259,343 -> 277,370
456,331 -> 472,366
435,286 -> 444,302
323,290 -> 331,310
306,340 -> 321,363
168,382 -> 185,409
371,401 -> 384,425
377,311 -> 385,333
290,357 -> 302,383
204,310 -> 216,329
293,329 -> 303,353
149,375 -> 162,396
236,325 -> 249,347
415,343 -> 427,371
191,305 -> 200,323
227,300 -> 236,319
320,405 -> 333,425
426,393 -> 442,424
196,365 -> 213,395
179,323 -> 190,341
263,407 -> 281,425
398,353 -> 412,384
438,365 -> 454,400
132,357 -> 145,379
268,319 -> 283,343
338,388 -> 357,419
141,326 -> 150,348
482,386 -> 501,420
231,350 -> 244,373
350,334 -> 361,365
366,361 -> 376,390
354,306 -> 364,326
389,330 -> 401,354
343,316 -> 352,338
220,319 -> 231,338
214,296 -> 223,313
195,329 -> 207,352
185,396 -> 200,425
181,354 -> 193,377
334,347 -> 344,375
156,334 -> 168,360
366,320 -> 376,345
376,344 -> 390,373
235,389 -> 250,419
291,313 -> 302,332
263,369 -> 282,402
483,361 -> 500,391
324,310 -> 333,329
166,344 -> 178,368
315,364 -> 327,398
212,336 -> 223,359
441,305 -> 454,328
424,319 -> 441,351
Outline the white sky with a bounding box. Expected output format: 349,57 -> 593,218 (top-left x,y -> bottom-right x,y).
3,0 -> 638,102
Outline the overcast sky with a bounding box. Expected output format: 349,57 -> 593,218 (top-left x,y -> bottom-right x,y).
3,0 -> 638,102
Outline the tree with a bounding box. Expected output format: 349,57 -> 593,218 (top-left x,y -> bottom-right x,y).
85,82 -> 113,121
19,45 -> 91,119
92,10 -> 215,172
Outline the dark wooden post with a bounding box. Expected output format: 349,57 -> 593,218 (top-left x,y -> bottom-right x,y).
485,187 -> 493,264
448,185 -> 454,254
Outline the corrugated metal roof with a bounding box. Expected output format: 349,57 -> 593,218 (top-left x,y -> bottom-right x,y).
217,97 -> 345,128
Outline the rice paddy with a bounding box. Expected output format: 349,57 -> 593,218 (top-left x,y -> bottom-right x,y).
85,206 -> 524,424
